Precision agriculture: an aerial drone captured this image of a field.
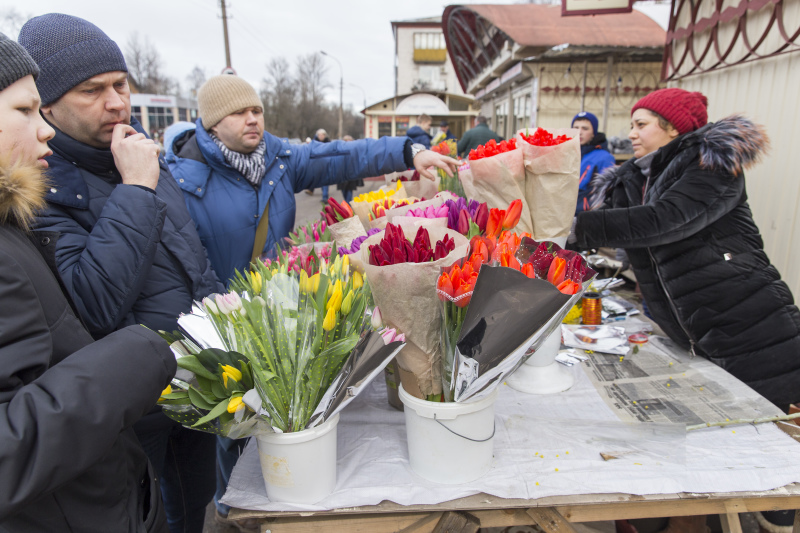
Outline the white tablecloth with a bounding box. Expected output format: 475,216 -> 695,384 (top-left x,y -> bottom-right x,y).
222,346 -> 800,512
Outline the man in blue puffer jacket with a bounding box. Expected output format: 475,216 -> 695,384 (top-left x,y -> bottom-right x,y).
168,75 -> 459,285
20,14 -> 223,533
167,75 -> 458,527
572,111 -> 616,214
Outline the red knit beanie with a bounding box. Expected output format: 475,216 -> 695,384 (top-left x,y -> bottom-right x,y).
631,88 -> 709,135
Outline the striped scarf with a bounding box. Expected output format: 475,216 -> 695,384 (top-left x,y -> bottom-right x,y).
209,133 -> 267,186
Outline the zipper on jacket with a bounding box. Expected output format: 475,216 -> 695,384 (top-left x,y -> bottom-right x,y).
646,248 -> 697,357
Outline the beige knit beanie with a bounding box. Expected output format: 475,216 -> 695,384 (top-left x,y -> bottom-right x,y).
198,75 -> 263,129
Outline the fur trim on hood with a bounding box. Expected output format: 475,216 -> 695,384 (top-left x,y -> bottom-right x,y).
589,114 -> 769,210
589,162 -> 621,210
0,159 -> 48,231
698,114 -> 769,176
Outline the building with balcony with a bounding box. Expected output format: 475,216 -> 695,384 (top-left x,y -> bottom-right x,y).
392,16 -> 466,97
361,15 -> 478,140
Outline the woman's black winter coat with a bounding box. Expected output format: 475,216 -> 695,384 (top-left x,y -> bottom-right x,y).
576,115 -> 800,408
0,163 -> 175,532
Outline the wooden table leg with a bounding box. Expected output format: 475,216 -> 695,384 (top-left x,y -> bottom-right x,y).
526,508 -> 577,533
719,512 -> 743,533
793,509 -> 800,533
430,511 -> 480,533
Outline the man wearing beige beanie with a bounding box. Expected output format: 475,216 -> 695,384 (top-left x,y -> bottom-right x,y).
168,74 -> 457,284
166,74 -> 458,528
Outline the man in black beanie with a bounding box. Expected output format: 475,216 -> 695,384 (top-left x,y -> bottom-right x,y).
19,14 -> 222,533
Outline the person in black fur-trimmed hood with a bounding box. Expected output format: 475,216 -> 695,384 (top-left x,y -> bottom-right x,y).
575,88 -> 800,412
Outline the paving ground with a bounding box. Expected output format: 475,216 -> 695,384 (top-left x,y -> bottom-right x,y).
293,178 -> 386,227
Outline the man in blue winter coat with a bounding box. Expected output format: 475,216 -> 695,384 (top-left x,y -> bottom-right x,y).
166,75 -> 458,526
19,14 -> 222,533
572,111 -> 616,214
168,75 -> 458,285
404,113 -> 433,148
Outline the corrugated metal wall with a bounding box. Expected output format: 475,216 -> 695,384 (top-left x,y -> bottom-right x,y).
670,0 -> 800,295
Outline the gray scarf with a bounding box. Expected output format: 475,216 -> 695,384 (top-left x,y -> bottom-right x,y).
209,133 -> 267,186
634,150 -> 658,179
635,150 -> 659,203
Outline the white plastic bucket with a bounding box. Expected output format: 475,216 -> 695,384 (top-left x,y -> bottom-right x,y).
255,413 -> 339,504
507,326 -> 575,394
399,385 -> 498,484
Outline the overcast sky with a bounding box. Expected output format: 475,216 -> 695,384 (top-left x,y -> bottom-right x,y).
4,1 -> 669,111
3,0 -> 528,110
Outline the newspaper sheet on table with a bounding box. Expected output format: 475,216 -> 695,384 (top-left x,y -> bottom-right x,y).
579,319 -> 780,425
222,317 -> 800,512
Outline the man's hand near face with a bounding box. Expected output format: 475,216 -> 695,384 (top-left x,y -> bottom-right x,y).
413,150 -> 460,181
110,124 -> 161,190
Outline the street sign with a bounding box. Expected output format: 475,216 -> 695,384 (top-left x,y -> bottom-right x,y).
221,66 -> 237,75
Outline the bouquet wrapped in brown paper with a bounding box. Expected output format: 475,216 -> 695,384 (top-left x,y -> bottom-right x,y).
366,196 -> 420,230
327,215 -> 367,251
351,183 -> 408,229
458,139 -> 534,235
401,175 -> 440,200
384,191 -> 457,224
516,127 -> 581,240
361,223 -> 469,397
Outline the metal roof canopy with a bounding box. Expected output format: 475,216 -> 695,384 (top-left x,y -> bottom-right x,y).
443,4 -> 667,94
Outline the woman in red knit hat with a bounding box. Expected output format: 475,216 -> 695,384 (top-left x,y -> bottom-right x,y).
576,88 -> 798,531
575,87 -> 799,532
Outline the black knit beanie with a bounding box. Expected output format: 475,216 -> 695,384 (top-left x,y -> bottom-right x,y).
0,33 -> 39,92
18,13 -> 127,105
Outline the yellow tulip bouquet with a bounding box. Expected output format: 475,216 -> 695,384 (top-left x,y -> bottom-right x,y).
159,253 -> 405,435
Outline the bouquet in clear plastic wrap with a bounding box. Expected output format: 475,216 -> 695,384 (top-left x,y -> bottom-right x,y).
158,253 -> 405,435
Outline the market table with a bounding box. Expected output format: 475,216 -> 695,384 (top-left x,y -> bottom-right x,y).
222,316 -> 800,533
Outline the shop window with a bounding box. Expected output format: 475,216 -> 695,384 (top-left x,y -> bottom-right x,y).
495,102 -> 508,139
513,94 -> 531,132
395,116 -> 410,137
147,107 -> 175,137
378,116 -> 392,138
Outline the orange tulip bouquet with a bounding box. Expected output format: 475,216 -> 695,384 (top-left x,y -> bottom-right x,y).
436,217 -> 596,402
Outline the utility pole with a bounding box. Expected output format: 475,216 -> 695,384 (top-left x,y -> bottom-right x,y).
339,75 -> 343,140
220,0 -> 232,68
321,51 -> 343,139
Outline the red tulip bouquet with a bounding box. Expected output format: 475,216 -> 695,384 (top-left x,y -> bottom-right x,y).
516,127 -> 581,240
458,138 -> 534,235
322,197 -> 369,252
361,222 -> 469,397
